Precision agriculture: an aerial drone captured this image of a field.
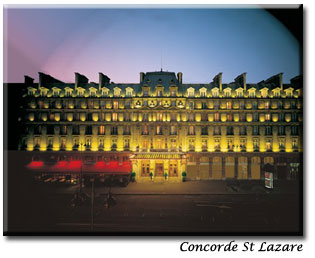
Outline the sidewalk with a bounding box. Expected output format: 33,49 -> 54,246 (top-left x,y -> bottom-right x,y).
104,180 -> 300,195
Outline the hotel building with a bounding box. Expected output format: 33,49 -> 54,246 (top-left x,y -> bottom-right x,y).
20,71 -> 302,182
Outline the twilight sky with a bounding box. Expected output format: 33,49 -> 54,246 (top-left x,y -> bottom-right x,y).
4,6 -> 300,84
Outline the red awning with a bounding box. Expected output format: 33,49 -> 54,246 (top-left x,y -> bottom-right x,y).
27,160 -> 132,174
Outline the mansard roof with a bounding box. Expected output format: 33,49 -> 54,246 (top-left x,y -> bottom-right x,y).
24,71 -> 302,94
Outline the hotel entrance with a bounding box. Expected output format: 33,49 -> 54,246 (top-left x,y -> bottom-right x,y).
155,162 -> 164,177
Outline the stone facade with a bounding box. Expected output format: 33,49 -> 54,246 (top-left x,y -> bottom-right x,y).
20,71 -> 303,181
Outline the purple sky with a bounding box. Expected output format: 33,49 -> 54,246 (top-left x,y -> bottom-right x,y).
4,7 -> 300,84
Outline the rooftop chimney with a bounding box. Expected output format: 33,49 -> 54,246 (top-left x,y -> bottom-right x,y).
177,72 -> 183,84
75,72 -> 89,90
234,72 -> 247,91
99,72 -> 110,90
24,76 -> 34,86
213,72 -> 222,92
140,72 -> 145,83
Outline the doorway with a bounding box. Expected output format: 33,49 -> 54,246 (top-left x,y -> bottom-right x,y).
155,162 -> 164,177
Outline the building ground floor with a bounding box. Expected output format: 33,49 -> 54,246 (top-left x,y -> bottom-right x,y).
20,150 -> 302,183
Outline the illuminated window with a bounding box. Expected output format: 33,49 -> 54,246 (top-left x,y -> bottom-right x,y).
212,89 -> 219,98
249,90 -> 256,98
265,113 -> 270,121
266,139 -> 272,152
61,138 -> 66,149
170,126 -> 177,135
157,113 -> 163,121
171,139 -> 176,149
156,139 -> 163,149
188,126 -> 195,135
214,139 -> 220,151
114,87 -> 121,97
227,113 -> 233,122
189,139 -> 195,151
214,126 -> 221,135
142,139 -> 148,149
227,101 -> 232,109
253,138 -> 259,151
200,88 -> 207,97
124,139 -> 130,149
77,89 -> 85,97
170,89 -> 177,96
236,89 -> 243,97
187,88 -> 195,97
202,139 -> 207,150
142,125 -> 148,135
273,89 -> 281,97
228,139 -> 233,151
90,89 -> 96,97
102,89 -> 109,97
141,161 -> 150,176
156,126 -> 162,135
224,89 -> 231,97
99,126 -> 105,135
157,88 -> 163,97
112,113 -> 118,121
126,88 -> 133,97
113,101 -> 118,109
261,89 -> 268,98
214,113 -> 220,121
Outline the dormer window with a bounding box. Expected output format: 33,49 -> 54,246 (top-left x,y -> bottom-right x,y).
101,88 -> 109,97
248,89 -> 256,98
260,88 -> 269,98
157,88 -> 163,97
27,87 -> 36,96
114,87 -> 121,97
199,88 -> 207,97
142,86 -> 150,97
273,88 -> 281,97
40,88 -> 48,97
126,87 -> 133,97
224,88 -> 231,97
187,87 -> 195,97
236,88 -> 243,97
52,88 -> 61,97
65,88 -> 73,97
212,88 -> 219,98
77,88 -> 85,97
